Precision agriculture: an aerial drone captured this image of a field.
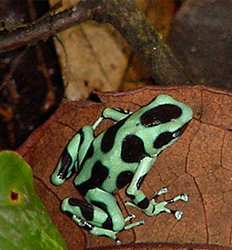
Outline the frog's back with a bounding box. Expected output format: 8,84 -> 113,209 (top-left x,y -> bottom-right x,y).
74,117 -> 142,195
74,94 -> 193,196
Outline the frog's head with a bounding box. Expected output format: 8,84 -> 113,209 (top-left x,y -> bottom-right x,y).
140,94 -> 193,155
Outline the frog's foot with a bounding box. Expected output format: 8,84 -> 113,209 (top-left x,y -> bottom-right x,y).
72,214 -> 121,241
61,197 -> 121,241
125,213 -> 136,222
72,215 -> 93,230
153,187 -> 188,204
124,187 -> 171,209
172,210 -> 183,220
90,226 -> 119,242
153,187 -> 169,199
124,213 -> 144,230
124,219 -> 144,230
126,192 -> 188,220
165,193 -> 189,204
151,193 -> 188,219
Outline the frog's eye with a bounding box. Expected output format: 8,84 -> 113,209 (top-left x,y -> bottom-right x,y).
154,122 -> 190,148
172,122 -> 190,138
140,104 -> 182,127
153,132 -> 173,148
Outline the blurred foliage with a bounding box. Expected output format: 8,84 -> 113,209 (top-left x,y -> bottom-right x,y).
0,151 -> 67,250
0,0 -> 63,149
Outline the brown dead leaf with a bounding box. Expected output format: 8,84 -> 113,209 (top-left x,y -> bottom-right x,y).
50,0 -> 129,100
17,86 -> 232,250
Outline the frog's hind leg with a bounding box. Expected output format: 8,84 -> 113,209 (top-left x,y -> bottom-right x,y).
86,188 -> 144,241
61,197 -> 120,242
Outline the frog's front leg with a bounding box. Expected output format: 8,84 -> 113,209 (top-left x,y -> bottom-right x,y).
51,107 -> 130,186
126,157 -> 188,220
101,107 -> 132,122
93,107 -> 131,130
51,130 -> 83,186
51,118 -> 102,186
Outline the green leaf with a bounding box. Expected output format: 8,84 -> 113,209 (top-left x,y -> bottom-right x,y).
0,151 -> 67,250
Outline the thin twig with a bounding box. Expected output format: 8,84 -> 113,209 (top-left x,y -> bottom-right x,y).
0,0 -> 191,85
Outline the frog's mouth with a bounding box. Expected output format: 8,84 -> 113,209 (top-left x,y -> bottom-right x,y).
173,122 -> 190,138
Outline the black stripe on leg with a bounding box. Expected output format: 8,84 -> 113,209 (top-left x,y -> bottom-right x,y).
102,217 -> 113,230
81,143 -> 94,164
79,128 -> 84,146
137,198 -> 149,209
57,148 -> 73,179
136,174 -> 147,189
63,210 -> 73,218
91,201 -> 113,230
82,223 -> 93,231
63,209 -> 93,231
68,198 -> 94,221
126,193 -> 135,200
91,201 -> 107,212
116,171 -> 134,189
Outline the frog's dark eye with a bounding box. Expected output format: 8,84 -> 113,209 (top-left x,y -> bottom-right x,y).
153,132 -> 173,148
140,104 -> 182,127
177,122 -> 189,136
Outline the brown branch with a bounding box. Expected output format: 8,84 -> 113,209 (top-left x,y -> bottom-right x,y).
0,1 -> 99,52
0,0 -> 191,85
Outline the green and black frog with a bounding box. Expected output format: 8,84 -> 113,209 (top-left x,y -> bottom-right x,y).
51,94 -> 193,243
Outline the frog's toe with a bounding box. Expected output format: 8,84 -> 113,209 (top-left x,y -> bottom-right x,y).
180,193 -> 189,202
158,187 -> 168,195
51,174 -> 65,186
125,213 -> 136,222
115,238 -> 122,245
124,219 -> 144,230
125,200 -> 137,208
174,210 -> 183,220
153,187 -> 168,199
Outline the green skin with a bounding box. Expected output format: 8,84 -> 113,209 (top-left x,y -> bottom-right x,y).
0,151 -> 67,250
51,94 -> 193,244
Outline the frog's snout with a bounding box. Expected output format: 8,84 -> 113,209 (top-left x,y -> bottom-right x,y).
181,104 -> 193,124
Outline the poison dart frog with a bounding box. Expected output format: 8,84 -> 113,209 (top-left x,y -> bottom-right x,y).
51,94 -> 193,244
